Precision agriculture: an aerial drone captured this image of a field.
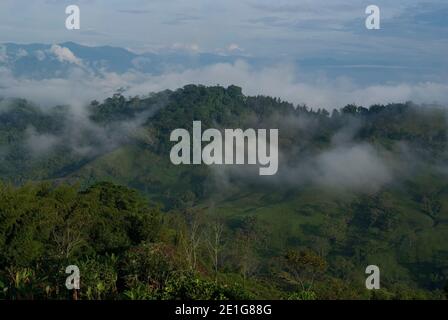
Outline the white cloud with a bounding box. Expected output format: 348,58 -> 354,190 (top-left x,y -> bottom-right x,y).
227,43 -> 244,52
170,43 -> 200,53
0,60 -> 447,111
16,48 -> 28,58
0,55 -> 445,191
25,126 -> 59,156
49,45 -> 82,66
312,144 -> 392,191
119,61 -> 448,109
35,50 -> 46,61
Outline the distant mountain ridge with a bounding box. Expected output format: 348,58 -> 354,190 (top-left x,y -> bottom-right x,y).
0,41 -> 256,79
1,42 -> 445,85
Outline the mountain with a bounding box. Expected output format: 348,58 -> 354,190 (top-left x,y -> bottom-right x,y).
0,42 -> 256,79
0,85 -> 448,300
1,42 -> 443,86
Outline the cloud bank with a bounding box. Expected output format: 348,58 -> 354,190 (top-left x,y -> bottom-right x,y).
1,53 -> 446,192
1,60 -> 448,111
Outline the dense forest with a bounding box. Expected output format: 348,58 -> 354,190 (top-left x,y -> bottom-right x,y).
0,85 -> 448,299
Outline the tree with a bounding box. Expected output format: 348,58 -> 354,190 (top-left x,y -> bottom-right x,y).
122,243 -> 176,296
180,209 -> 204,271
281,249 -> 327,292
233,216 -> 261,285
205,213 -> 225,282
420,193 -> 441,222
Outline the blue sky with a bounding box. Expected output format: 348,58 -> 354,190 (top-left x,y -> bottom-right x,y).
0,0 -> 447,108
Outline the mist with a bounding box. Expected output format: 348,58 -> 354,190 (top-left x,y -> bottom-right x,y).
1,59 -> 448,111
1,51 -> 447,191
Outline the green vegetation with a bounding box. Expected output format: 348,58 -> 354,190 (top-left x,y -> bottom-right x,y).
0,85 -> 447,300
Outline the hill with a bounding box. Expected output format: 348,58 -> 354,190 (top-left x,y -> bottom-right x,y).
0,85 -> 447,299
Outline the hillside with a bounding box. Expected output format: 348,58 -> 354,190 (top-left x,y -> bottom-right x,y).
0,85 -> 448,299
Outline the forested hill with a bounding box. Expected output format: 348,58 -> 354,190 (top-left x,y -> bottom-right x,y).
0,85 -> 448,299
1,84 -> 446,186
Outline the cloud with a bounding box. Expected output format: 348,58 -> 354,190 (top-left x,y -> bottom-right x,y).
227,44 -> 244,53
207,118 -> 396,193
170,43 -> 201,53
16,48 -> 28,58
0,0 -> 446,72
19,101 -> 160,160
25,126 -> 59,156
0,60 -> 447,112
0,55 -> 445,190
35,50 -> 46,61
121,61 -> 448,109
202,106 -> 439,193
50,45 -> 82,66
311,144 -> 392,191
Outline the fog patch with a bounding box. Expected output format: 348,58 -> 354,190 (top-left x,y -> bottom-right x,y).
25,127 -> 59,156
312,143 -> 392,191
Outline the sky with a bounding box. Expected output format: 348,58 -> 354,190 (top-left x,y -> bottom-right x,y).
0,0 -> 446,58
0,0 -> 447,108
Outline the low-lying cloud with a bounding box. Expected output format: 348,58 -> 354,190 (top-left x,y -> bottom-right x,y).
0,57 -> 446,191
209,141 -> 396,193
310,143 -> 393,191
1,60 -> 448,111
